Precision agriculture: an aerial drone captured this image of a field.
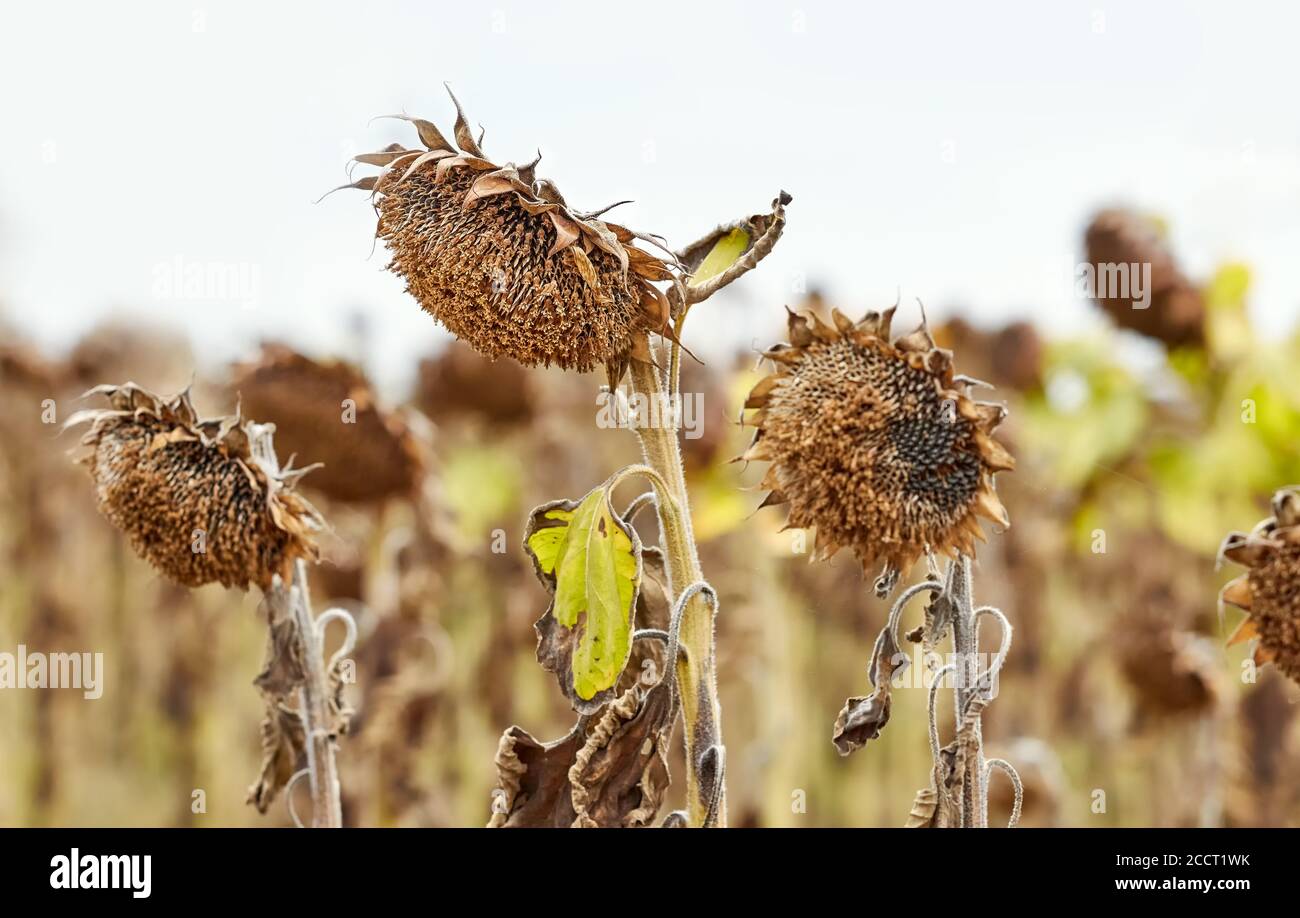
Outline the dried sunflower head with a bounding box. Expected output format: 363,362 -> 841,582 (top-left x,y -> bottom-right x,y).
1220,487 -> 1300,685
1116,615 -> 1221,720
1084,209 -> 1204,349
934,318 -> 1043,393
414,340 -> 536,427
69,383 -> 322,590
67,321 -> 196,393
344,89 -> 673,375
230,345 -> 424,505
745,307 -> 1014,595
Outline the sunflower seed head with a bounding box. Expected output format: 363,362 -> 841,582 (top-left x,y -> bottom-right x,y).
69,384 -> 323,591
1220,486 -> 1300,686
745,307 -> 1013,590
1084,208 -> 1204,349
349,92 -> 672,374
231,345 -> 424,505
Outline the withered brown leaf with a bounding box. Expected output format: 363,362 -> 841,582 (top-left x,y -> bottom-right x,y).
833,624 -> 907,756
488,633 -> 678,828
247,701 -> 306,814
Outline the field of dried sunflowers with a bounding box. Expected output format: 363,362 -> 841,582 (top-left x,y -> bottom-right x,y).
1,98 -> 1298,830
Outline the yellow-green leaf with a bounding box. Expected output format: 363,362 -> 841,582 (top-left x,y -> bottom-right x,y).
525,486 -> 641,709
688,228 -> 750,288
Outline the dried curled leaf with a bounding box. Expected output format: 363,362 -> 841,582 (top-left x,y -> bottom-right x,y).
487,721 -> 587,828
833,625 -> 906,755
678,192 -> 791,305
909,740 -> 966,829
570,679 -> 675,828
904,786 -> 940,829
488,639 -> 677,828
247,701 -> 305,814
617,547 -> 671,696
832,692 -> 891,757
525,485 -> 643,713
244,573 -> 353,815
254,615 -> 307,698
687,227 -> 750,288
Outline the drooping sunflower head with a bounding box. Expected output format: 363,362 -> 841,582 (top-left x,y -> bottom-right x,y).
344,89 -> 673,376
1220,487 -> 1300,685
69,384 -> 323,591
1084,208 -> 1204,349
744,306 -> 1014,596
231,345 -> 425,506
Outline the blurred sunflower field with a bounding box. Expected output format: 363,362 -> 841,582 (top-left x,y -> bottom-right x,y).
1,211 -> 1298,828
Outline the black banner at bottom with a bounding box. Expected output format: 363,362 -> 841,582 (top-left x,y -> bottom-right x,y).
0,828 -> 1278,904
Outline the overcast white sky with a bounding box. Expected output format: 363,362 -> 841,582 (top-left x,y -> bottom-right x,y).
1,0 -> 1297,392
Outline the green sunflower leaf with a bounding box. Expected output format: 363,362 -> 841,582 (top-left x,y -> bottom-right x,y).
525,483 -> 642,712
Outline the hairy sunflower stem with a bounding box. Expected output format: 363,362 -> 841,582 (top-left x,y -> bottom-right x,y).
947,555 -> 986,828
288,559 -> 344,828
627,337 -> 724,827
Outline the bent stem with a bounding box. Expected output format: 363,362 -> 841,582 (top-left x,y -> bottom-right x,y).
627,337 -> 724,827
280,559 -> 344,828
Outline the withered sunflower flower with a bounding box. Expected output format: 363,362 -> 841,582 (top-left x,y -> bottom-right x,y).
1220,487 -> 1300,685
343,88 -> 674,376
1084,208 -> 1204,349
230,345 -> 425,505
68,383 -> 323,590
744,307 -> 1014,595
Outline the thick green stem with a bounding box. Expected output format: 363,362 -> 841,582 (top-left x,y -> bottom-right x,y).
627,343 -> 725,827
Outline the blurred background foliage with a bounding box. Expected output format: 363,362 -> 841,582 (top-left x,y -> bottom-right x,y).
1,214 -> 1298,828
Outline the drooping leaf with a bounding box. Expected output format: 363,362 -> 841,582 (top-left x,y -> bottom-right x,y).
832,625 -> 905,756
486,672 -> 677,829
570,680 -> 676,828
525,485 -> 642,712
247,701 -> 305,814
486,721 -> 587,828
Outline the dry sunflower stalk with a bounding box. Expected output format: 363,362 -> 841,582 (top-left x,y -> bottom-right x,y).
68,383 -> 356,827
748,305 -> 1022,827
1219,486 -> 1300,686
338,87 -> 789,827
